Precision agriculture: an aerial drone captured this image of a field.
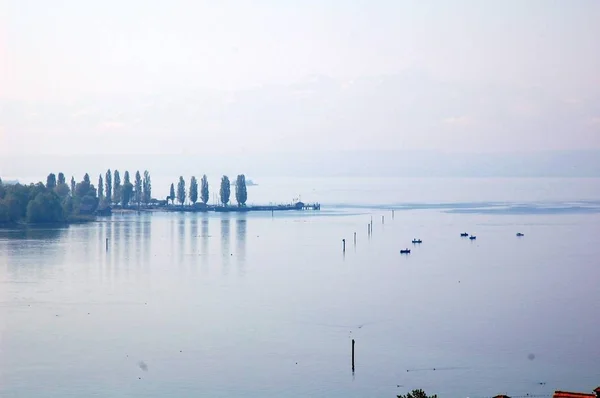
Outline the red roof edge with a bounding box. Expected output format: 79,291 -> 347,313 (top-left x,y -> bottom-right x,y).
553,392 -> 595,398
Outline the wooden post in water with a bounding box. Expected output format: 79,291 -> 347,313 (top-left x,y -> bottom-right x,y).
351,339 -> 355,372
382,215 -> 384,224
105,238 -> 109,251
368,224 -> 370,235
354,232 -> 356,245
342,239 -> 346,252
392,210 -> 395,219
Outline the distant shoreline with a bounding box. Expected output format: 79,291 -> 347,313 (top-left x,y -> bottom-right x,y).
110,201 -> 320,214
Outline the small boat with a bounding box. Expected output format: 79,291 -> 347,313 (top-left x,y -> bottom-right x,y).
469,235 -> 477,240
460,232 -> 469,237
400,249 -> 411,254
412,239 -> 422,244
516,232 -> 524,237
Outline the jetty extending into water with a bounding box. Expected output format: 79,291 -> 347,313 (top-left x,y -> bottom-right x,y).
107,201 -> 321,215
212,201 -> 320,213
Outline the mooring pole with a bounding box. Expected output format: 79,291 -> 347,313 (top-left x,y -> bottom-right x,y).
352,339 -> 355,372
382,215 -> 384,224
392,209 -> 395,219
342,239 -> 346,252
105,238 -> 109,251
354,232 -> 356,245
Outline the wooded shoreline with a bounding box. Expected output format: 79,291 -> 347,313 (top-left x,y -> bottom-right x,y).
0,170 -> 318,226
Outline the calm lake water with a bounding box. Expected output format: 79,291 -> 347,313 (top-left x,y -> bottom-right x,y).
1,178 -> 600,397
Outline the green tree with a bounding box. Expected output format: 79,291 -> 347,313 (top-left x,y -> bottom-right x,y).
0,178 -> 96,224
105,169 -> 112,204
142,170 -> 151,204
134,171 -> 142,206
54,183 -> 70,199
78,194 -> 98,214
235,174 -> 247,206
201,174 -> 209,205
28,183 -> 46,202
75,175 -> 92,198
74,174 -> 98,214
70,177 -> 76,196
121,182 -> 133,206
219,175 -> 231,206
46,173 -> 57,190
124,171 -> 130,185
26,192 -> 64,223
98,174 -> 104,200
0,200 -> 9,223
62,195 -> 74,216
57,172 -> 66,185
189,176 -> 198,205
169,183 -> 175,204
4,195 -> 21,222
113,170 -> 121,205
397,390 -> 438,398
177,176 -> 186,206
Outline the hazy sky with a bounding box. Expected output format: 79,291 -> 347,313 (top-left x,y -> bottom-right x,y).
1,0 -> 599,155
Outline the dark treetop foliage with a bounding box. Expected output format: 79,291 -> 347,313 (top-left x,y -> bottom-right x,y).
70,176 -> 76,195
124,170 -> 130,185
235,174 -> 248,206
201,174 -> 209,205
177,176 -> 186,206
220,175 -> 231,206
397,389 -> 438,398
134,171 -> 142,206
54,173 -> 70,199
113,170 -> 121,205
121,180 -> 133,207
26,191 -> 63,223
75,174 -> 96,199
98,174 -> 104,199
0,172 -> 100,224
142,170 -> 151,204
169,183 -> 175,204
46,173 -> 57,190
189,176 -> 198,205
105,169 -> 112,203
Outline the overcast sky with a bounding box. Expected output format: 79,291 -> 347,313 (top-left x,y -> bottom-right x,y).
1,0 -> 599,155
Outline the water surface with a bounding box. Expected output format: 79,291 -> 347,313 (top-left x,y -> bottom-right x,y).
1,178 -> 599,397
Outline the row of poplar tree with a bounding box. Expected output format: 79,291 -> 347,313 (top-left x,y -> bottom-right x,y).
45,170 -> 152,207
167,174 -> 248,206
101,169 -> 152,206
